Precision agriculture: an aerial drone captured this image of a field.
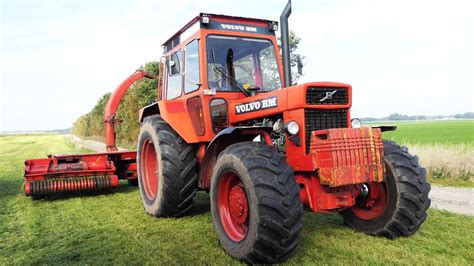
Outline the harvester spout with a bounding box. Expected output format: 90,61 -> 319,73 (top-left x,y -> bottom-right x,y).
280,0 -> 292,87
104,70 -> 156,151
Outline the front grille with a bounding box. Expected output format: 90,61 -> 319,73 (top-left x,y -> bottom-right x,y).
304,109 -> 348,153
306,87 -> 349,105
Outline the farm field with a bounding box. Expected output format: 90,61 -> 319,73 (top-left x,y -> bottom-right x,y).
0,134 -> 473,264
368,120 -> 474,187
370,119 -> 474,145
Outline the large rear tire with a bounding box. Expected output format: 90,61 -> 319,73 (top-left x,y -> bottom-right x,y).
137,115 -> 198,217
341,140 -> 431,239
210,142 -> 303,263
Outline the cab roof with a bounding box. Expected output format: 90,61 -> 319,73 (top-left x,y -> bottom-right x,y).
162,13 -> 278,52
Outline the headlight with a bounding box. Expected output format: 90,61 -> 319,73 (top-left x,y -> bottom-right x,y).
285,121 -> 300,135
351,118 -> 362,128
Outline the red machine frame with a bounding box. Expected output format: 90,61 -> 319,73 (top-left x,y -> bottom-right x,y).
23,71 -> 154,197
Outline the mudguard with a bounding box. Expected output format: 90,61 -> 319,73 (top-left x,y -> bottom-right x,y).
198,127 -> 272,189
139,102 -> 160,122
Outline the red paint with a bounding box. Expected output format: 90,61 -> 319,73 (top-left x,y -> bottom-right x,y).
350,182 -> 387,220
111,175 -> 120,187
295,174 -> 358,212
310,128 -> 385,187
140,139 -> 158,199
23,151 -> 136,197
24,182 -> 31,196
104,70 -> 155,152
24,175 -> 119,197
165,101 -> 185,113
217,171 -> 249,242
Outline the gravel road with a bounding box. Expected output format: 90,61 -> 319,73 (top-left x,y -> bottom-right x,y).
66,134 -> 473,216
66,134 -> 128,152
429,185 -> 474,216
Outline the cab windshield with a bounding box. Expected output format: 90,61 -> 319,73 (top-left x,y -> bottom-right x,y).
206,35 -> 282,92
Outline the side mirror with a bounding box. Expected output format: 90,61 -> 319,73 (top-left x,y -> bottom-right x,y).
169,53 -> 181,75
296,54 -> 303,75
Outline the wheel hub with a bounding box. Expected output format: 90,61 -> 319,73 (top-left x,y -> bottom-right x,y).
217,171 -> 250,242
228,185 -> 248,225
140,138 -> 158,199
351,182 -> 387,220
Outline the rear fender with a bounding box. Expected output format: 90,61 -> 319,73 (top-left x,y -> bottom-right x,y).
139,102 -> 160,122
198,127 -> 272,190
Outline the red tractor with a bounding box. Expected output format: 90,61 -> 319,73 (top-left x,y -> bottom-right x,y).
23,1 -> 431,263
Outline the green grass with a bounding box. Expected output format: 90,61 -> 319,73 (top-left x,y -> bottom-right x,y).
367,120 -> 474,187
429,177 -> 474,188
1,134 -> 473,264
369,120 -> 474,146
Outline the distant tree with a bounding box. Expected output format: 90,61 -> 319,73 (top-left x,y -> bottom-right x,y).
454,112 -> 474,119
278,30 -> 304,85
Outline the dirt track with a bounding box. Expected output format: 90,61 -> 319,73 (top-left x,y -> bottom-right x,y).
429,186 -> 474,216
67,134 -> 474,216
66,134 -> 128,152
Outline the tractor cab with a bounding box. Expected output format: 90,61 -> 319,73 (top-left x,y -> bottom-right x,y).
161,13 -> 283,96
154,13 -> 289,144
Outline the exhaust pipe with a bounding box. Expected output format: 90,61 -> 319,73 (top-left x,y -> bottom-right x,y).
280,0 -> 292,87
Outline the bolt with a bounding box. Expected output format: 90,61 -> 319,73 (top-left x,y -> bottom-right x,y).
360,184 -> 369,198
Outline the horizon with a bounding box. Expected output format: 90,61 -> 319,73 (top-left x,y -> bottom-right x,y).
2,112 -> 472,133
1,0 -> 473,131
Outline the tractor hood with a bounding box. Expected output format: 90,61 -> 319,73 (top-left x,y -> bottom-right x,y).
227,81 -> 352,124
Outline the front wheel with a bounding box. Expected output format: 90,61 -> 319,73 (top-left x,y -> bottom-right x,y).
210,142 -> 303,264
340,140 -> 431,239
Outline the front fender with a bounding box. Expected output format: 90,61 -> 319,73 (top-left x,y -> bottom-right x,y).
198,127 -> 272,190
138,102 -> 160,122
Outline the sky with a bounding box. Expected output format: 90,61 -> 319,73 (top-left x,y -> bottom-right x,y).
1,0 -> 473,131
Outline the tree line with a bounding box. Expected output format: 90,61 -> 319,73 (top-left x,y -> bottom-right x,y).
72,62 -> 160,149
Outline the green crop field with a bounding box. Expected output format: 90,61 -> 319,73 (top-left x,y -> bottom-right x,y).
368,119 -> 474,146
0,134 -> 473,264
365,120 -> 474,187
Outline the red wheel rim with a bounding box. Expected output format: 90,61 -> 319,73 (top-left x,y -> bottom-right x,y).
351,182 -> 387,220
140,139 -> 158,199
217,171 -> 249,242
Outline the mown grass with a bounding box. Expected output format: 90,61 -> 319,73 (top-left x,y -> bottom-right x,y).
367,120 -> 474,187
1,134 -> 473,264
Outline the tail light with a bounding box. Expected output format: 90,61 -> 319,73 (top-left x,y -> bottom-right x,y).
187,97 -> 205,136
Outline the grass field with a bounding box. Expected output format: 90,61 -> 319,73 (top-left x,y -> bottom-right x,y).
368,120 -> 474,187
370,119 -> 474,145
1,134 -> 473,264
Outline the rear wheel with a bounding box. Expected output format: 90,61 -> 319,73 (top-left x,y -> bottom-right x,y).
137,115 -> 198,217
210,142 -> 303,263
340,140 -> 431,238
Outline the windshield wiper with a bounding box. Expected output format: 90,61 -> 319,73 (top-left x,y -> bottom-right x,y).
211,48 -> 250,97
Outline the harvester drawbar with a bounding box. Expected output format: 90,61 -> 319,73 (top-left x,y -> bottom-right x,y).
23,70 -> 155,198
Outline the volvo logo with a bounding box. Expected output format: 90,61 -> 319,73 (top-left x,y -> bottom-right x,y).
320,90 -> 337,102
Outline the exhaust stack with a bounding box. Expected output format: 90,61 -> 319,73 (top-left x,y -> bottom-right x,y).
280,0 -> 292,87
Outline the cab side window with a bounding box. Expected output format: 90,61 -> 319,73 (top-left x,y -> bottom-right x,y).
185,40 -> 200,93
167,51 -> 183,99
